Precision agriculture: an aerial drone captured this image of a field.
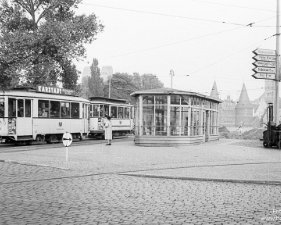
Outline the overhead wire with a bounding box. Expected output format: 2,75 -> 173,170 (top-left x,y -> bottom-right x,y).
104,26 -> 247,59
188,33 -> 276,75
83,1 -> 277,28
83,2 -> 253,27
81,0 -> 277,95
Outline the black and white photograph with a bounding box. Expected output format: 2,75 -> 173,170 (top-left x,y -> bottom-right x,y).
0,0 -> 281,224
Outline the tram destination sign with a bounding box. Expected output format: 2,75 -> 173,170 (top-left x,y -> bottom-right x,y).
37,86 -> 75,96
252,48 -> 277,80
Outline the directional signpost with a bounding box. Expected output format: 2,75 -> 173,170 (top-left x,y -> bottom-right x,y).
252,48 -> 277,80
62,132 -> 73,169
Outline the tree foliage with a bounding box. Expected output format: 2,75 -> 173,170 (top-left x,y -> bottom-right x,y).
103,72 -> 164,103
88,58 -> 104,98
0,0 -> 103,89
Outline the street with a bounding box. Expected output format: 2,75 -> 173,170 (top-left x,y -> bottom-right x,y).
0,138 -> 281,224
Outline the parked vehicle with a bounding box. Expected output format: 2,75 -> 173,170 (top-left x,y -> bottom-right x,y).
263,103 -> 281,148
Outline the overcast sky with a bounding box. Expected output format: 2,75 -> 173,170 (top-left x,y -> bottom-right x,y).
76,0 -> 277,101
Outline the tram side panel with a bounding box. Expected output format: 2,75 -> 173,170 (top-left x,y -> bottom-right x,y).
33,102 -> 89,141
33,118 -> 87,140
111,118 -> 133,134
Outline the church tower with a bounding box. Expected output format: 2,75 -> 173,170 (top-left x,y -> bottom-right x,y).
235,83 -> 254,126
210,81 -> 219,99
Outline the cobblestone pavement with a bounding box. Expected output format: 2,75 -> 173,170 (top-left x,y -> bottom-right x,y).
1,139 -> 281,224
0,162 -> 281,225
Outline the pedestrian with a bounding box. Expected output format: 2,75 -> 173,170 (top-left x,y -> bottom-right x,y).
103,114 -> 112,145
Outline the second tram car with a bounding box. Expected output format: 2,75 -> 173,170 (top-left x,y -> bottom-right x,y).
0,86 -> 89,144
89,97 -> 134,138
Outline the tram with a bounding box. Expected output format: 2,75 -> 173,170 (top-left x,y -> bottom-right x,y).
0,86 -> 89,144
88,97 -> 134,138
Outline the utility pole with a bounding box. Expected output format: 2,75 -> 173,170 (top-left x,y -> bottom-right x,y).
275,0 -> 280,124
170,69 -> 174,88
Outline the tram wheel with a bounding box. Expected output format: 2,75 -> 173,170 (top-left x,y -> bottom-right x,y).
36,135 -> 45,144
46,135 -> 58,144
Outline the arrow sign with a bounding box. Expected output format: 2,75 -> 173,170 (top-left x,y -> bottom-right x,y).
253,48 -> 276,56
253,55 -> 276,62
62,132 -> 73,147
253,61 -> 276,68
252,73 -> 276,80
253,67 -> 276,74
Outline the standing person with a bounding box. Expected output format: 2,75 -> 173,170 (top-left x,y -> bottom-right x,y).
103,114 -> 112,145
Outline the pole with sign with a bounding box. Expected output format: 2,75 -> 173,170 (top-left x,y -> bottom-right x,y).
275,0 -> 280,124
62,132 -> 73,169
251,0 -> 280,123
252,48 -> 277,81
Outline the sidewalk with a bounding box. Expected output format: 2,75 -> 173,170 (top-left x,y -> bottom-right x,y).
0,138 -> 281,185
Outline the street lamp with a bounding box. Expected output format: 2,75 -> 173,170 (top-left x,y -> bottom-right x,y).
170,70 -> 190,88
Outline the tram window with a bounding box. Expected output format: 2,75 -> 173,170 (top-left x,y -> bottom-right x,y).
82,103 -> 85,118
104,105 -> 109,116
0,99 -> 4,117
89,105 -> 93,117
8,98 -> 16,117
71,102 -> 79,118
100,105 -> 104,117
17,99 -> 24,117
61,102 -> 70,118
50,101 -> 60,118
38,100 -> 49,117
93,105 -> 99,117
124,107 -> 130,119
25,99 -> 31,117
111,106 -> 117,118
118,107 -> 124,119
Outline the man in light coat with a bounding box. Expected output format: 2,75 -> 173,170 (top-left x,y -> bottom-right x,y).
103,114 -> 112,145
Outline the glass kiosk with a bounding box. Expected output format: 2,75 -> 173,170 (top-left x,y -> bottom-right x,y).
131,88 -> 221,146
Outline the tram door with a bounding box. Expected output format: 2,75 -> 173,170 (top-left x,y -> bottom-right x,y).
15,99 -> 33,136
83,104 -> 89,134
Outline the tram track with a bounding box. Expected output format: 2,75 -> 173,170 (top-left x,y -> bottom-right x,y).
0,136 -> 132,153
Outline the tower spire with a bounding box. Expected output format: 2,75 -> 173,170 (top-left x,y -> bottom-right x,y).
210,81 -> 219,99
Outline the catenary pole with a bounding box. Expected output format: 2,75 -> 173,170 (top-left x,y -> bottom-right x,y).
275,0 -> 280,124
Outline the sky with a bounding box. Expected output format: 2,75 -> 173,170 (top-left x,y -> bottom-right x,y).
76,0 -> 278,101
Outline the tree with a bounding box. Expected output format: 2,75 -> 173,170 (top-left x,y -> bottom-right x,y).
88,58 -> 104,98
0,0 -> 103,89
140,74 -> 164,90
102,72 -> 164,103
104,73 -> 138,102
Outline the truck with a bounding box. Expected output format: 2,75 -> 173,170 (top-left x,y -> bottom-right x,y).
262,103 -> 281,148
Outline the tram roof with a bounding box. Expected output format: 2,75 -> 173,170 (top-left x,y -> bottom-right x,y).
130,87 -> 221,103
0,87 -> 89,102
89,96 -> 129,104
